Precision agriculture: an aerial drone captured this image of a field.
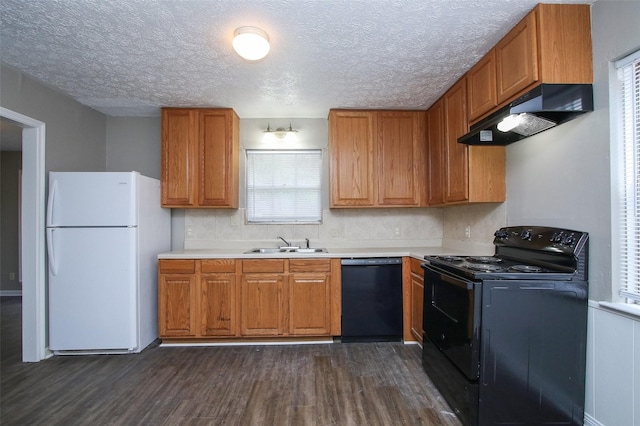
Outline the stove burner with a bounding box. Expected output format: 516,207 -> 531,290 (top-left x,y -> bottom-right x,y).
466,263 -> 503,272
510,264 -> 543,273
437,256 -> 464,262
467,256 -> 502,264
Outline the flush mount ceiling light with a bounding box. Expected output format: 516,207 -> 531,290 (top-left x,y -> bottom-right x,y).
232,26 -> 270,61
263,123 -> 298,143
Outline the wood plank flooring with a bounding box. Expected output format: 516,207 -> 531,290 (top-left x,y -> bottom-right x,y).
1,297 -> 461,425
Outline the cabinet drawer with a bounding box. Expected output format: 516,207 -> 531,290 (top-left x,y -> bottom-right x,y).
242,259 -> 286,273
410,258 -> 423,276
201,259 -> 236,273
159,259 -> 196,274
289,259 -> 331,273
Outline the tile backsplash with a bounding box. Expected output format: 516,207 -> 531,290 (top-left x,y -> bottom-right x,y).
182,203 -> 506,251
184,208 -> 444,249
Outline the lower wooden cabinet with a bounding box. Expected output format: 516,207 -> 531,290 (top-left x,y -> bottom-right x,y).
159,258 -> 339,341
240,259 -> 333,337
201,272 -> 237,336
241,273 -> 287,336
158,259 -> 239,339
409,258 -> 424,344
158,260 -> 198,337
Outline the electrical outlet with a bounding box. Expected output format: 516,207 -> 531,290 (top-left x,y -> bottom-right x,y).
9,272 -> 15,280
393,225 -> 401,237
330,227 -> 343,238
464,225 -> 471,239
186,227 -> 193,238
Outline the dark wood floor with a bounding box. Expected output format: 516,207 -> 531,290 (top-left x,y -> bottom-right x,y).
1,297 -> 461,425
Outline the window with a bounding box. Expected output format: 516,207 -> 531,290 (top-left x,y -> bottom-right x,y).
246,150 -> 322,223
614,49 -> 640,304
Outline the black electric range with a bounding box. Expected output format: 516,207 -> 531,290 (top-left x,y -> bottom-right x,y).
421,226 -> 589,426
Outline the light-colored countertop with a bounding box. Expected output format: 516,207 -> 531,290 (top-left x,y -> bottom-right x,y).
158,246 -> 474,261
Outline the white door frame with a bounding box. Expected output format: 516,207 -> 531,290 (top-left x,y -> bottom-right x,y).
0,107 -> 47,362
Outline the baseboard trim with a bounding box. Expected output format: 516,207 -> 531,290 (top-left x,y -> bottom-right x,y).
0,290 -> 22,297
584,413 -> 605,426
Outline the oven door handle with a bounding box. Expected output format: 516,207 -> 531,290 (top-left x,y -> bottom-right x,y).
440,273 -> 474,290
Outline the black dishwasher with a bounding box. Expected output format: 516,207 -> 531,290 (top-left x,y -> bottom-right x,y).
341,258 -> 403,342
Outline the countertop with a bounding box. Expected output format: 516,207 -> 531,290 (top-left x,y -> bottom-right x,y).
158,246 -> 474,261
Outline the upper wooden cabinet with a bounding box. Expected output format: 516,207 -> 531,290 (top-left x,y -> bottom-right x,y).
427,78 -> 506,206
377,111 -> 424,206
444,79 -> 470,203
161,108 -> 239,208
426,99 -> 445,206
329,110 -> 376,207
469,4 -> 593,118
329,109 -> 424,208
467,50 -> 498,122
495,10 -> 539,104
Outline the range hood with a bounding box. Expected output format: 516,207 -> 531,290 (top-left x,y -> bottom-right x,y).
458,84 -> 593,146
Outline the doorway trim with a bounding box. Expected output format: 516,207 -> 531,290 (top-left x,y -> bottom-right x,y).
0,107 -> 47,362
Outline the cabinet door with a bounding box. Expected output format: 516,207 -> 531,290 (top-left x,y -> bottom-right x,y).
377,111 -> 421,206
426,99 -> 445,206
467,50 -> 497,121
289,273 -> 331,335
199,109 -> 239,207
410,272 -> 424,343
200,273 -> 237,336
241,274 -> 287,336
444,79 -> 469,203
329,110 -> 376,207
158,273 -> 198,337
495,11 -> 538,103
161,109 -> 197,207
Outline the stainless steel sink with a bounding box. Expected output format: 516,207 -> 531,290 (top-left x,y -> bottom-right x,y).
292,248 -> 328,253
244,247 -> 328,254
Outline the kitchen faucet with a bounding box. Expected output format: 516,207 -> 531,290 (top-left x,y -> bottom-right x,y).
278,236 -> 292,247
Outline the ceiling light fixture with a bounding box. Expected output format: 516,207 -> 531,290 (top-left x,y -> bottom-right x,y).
232,26 -> 270,61
263,123 -> 298,143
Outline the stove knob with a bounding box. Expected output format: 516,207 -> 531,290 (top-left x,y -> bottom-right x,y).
520,230 -> 532,241
551,232 -> 563,243
494,229 -> 509,239
561,233 -> 575,245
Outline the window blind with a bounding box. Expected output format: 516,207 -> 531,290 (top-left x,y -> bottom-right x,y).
246,150 -> 322,223
617,50 -> 640,303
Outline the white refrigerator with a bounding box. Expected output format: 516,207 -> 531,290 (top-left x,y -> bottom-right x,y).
46,171 -> 171,354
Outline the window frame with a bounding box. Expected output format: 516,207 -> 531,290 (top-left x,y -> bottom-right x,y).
611,48 -> 640,305
245,149 -> 323,224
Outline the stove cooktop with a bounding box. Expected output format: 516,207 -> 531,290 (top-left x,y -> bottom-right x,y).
423,254 -> 578,281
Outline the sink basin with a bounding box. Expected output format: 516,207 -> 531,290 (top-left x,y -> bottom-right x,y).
245,248 -> 288,254
292,248 -> 328,253
244,247 -> 328,254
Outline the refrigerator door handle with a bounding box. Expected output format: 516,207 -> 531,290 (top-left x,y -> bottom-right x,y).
46,178 -> 57,226
46,228 -> 58,276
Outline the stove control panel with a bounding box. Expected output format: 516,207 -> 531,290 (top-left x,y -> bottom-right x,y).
494,226 -> 588,255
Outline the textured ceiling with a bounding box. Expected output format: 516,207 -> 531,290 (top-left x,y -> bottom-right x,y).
0,0 -> 593,119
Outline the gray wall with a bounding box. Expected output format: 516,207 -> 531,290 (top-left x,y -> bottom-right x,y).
106,116 -> 161,179
0,65 -> 107,172
504,1 -> 640,302
1,151 -> 22,291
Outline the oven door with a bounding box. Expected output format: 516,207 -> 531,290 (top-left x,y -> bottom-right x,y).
422,264 -> 482,380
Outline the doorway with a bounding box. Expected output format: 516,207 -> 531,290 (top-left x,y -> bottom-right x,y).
0,107 -> 46,362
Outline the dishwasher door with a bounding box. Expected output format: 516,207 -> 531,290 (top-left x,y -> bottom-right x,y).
341,258 -> 403,342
